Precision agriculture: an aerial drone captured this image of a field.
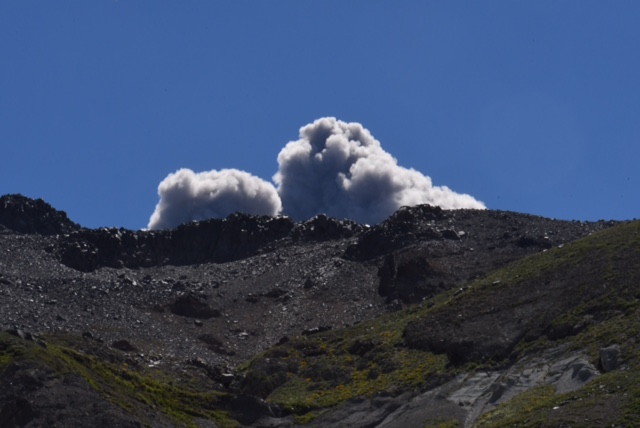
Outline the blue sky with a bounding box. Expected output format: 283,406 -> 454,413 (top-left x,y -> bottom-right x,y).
1,2 -> 639,229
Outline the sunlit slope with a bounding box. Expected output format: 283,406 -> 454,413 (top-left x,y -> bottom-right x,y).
242,220 -> 640,426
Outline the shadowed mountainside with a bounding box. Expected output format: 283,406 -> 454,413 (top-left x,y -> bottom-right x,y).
0,193 -> 637,427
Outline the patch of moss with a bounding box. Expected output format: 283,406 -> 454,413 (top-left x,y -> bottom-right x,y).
243,310 -> 448,414
0,332 -> 239,428
0,333 -> 27,373
423,419 -> 460,428
0,353 -> 11,373
476,220 -> 640,292
292,411 -> 317,425
476,384 -> 557,427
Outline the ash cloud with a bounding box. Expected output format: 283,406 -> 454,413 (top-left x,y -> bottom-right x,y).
148,117 -> 485,229
148,168 -> 281,230
274,117 -> 485,224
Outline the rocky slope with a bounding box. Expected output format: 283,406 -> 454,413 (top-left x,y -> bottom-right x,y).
0,193 -> 637,427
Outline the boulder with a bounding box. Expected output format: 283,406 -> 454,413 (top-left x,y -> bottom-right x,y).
111,340 -> 138,352
198,334 -> 234,356
516,235 -> 552,249
241,358 -> 297,398
227,394 -> 276,425
169,295 -> 221,319
599,345 -> 621,372
377,249 -> 451,303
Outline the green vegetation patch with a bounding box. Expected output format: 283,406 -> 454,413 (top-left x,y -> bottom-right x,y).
0,332 -> 239,428
0,332 -> 28,373
242,305 -> 448,414
423,419 -> 461,428
480,220 -> 640,290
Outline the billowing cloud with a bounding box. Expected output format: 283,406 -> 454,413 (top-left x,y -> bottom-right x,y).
147,168 -> 282,230
274,117 -> 485,224
148,117 -> 485,229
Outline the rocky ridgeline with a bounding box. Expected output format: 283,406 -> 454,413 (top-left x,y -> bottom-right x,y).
345,204 -> 618,262
344,204 -> 449,261
346,205 -> 619,304
0,194 -> 367,271
54,213 -> 370,272
54,213 -> 295,271
0,194 -> 80,235
291,213 -> 366,241
0,194 -> 618,276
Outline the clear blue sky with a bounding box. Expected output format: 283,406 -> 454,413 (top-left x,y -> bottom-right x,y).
2,2 -> 639,229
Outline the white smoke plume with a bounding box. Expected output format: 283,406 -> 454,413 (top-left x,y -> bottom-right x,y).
147,168 -> 281,230
148,117 -> 485,229
274,117 -> 485,224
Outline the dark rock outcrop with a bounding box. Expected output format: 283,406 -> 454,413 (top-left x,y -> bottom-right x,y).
0,194 -> 79,235
292,214 -> 365,241
55,212 -> 295,271
169,295 -> 221,319
227,395 -> 277,425
377,248 -> 451,303
600,345 -> 621,372
241,358 -> 299,398
111,339 -> 138,352
59,239 -> 100,272
345,205 -> 446,261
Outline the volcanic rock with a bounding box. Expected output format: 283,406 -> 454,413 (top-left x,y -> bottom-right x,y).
0,194 -> 80,235
600,345 -> 621,372
169,295 -> 221,319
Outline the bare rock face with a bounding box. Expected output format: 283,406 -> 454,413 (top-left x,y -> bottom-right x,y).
55,212 -> 296,271
59,239 -> 100,272
0,194 -> 80,235
377,248 -> 451,303
344,205 -> 446,261
291,214 -> 365,241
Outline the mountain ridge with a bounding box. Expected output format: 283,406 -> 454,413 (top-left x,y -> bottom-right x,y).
0,193 -> 637,427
